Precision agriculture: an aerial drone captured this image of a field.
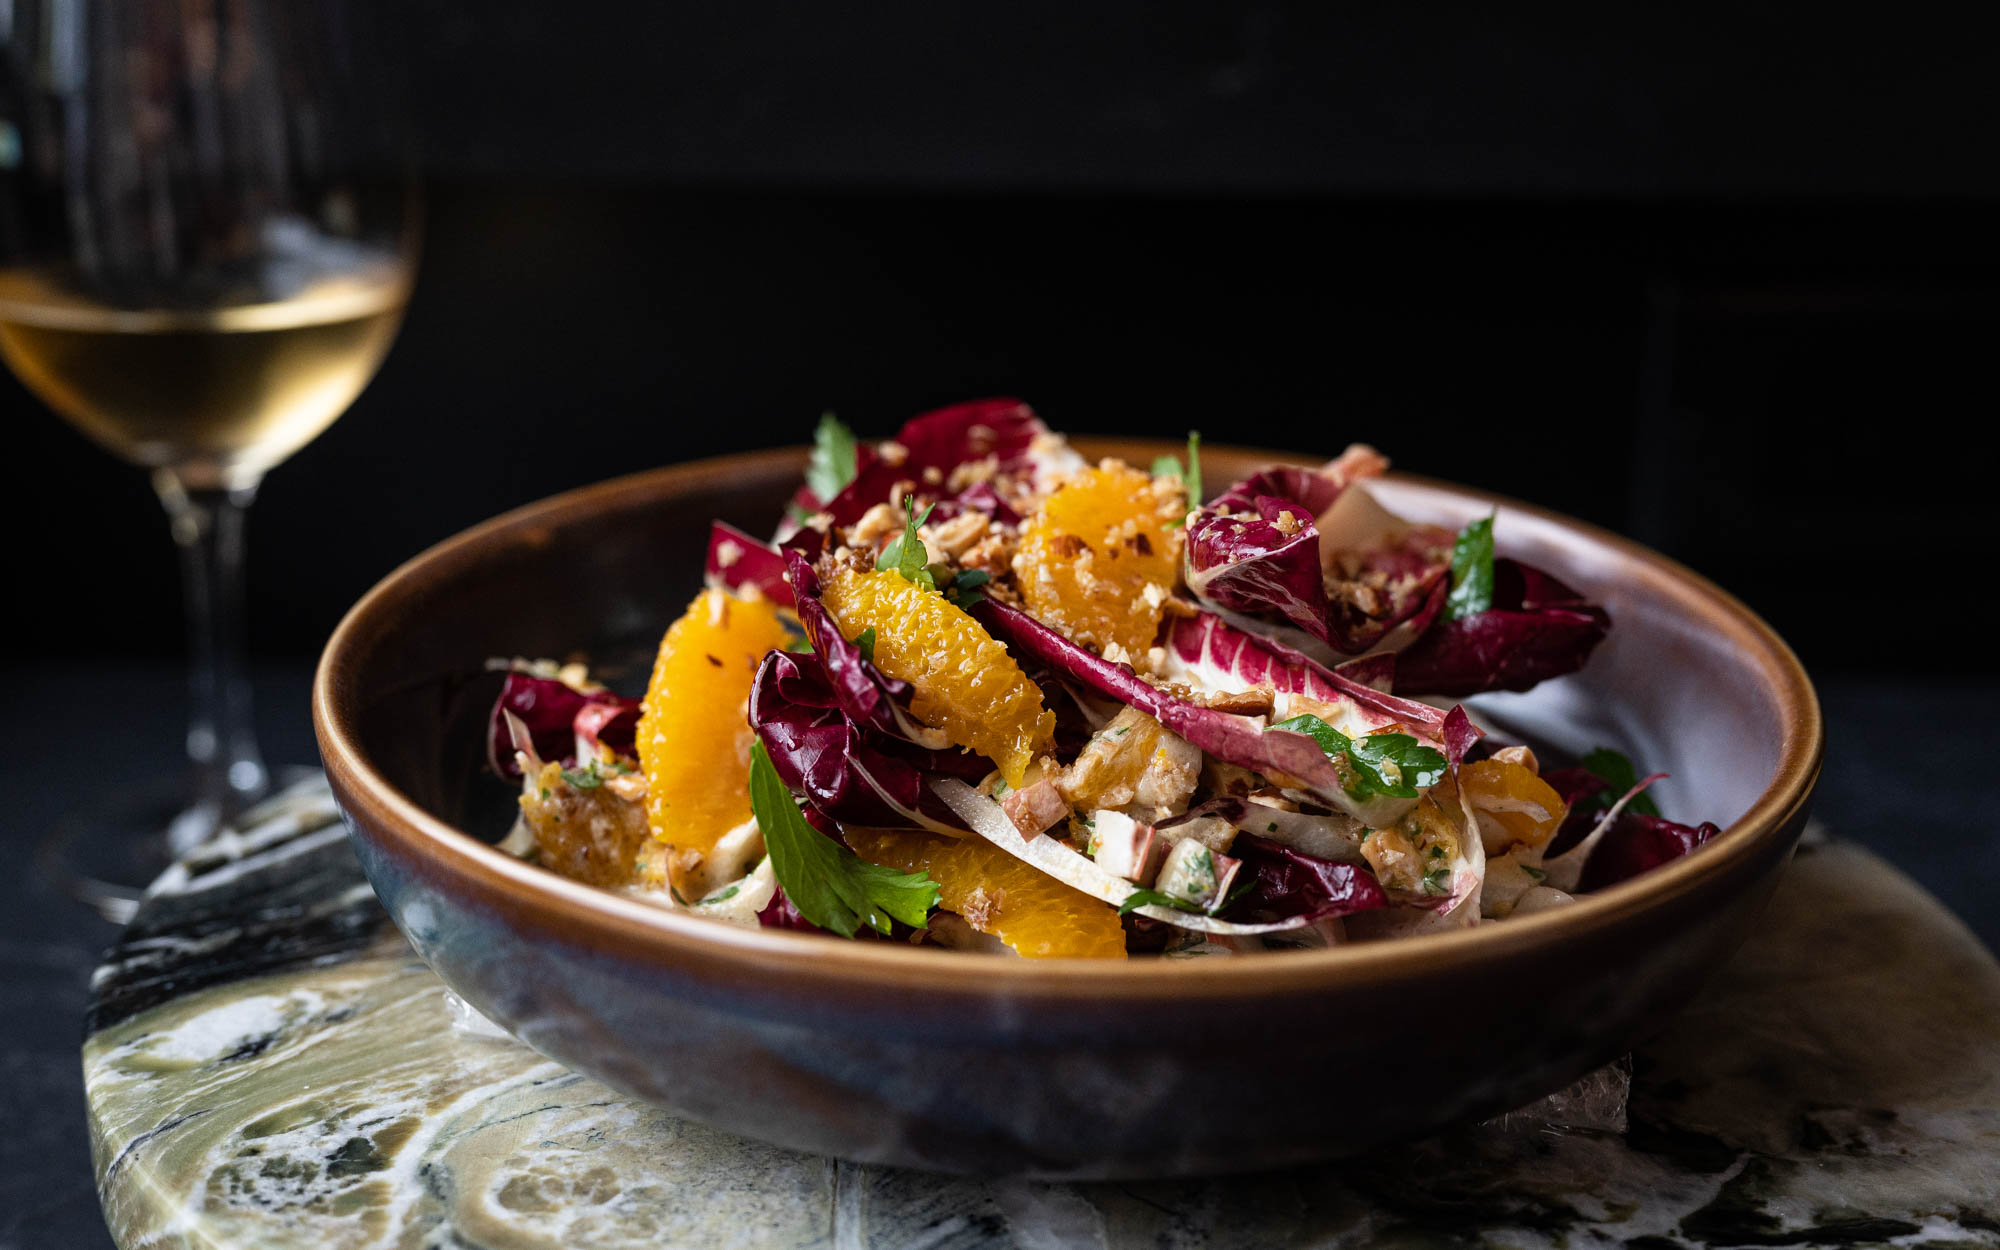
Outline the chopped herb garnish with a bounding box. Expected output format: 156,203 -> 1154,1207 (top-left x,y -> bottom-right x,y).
1118,887 -> 1202,916
1422,867 -> 1449,895
1267,822 -> 1279,833
943,567 -> 991,609
853,626 -> 877,663
805,412 -> 859,503
1521,865 -> 1547,882
1580,746 -> 1662,817
562,762 -> 604,789
784,632 -> 814,654
876,497 -> 937,590
1443,512 -> 1496,622
1152,432 -> 1202,518
1428,844 -> 1445,859
1268,714 -> 1447,800
700,884 -> 742,905
748,742 -> 939,937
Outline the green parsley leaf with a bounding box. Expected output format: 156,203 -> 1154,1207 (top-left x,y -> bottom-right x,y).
1443,512 -> 1496,622
1422,867 -> 1449,896
853,626 -> 877,663
699,884 -> 742,904
748,742 -> 940,938
1118,887 -> 1202,916
1581,746 -> 1661,818
876,497 -> 937,591
1151,453 -> 1183,479
562,763 -> 604,789
1521,865 -> 1547,882
945,567 -> 991,609
805,412 -> 859,503
1268,713 -> 1447,800
784,632 -> 814,654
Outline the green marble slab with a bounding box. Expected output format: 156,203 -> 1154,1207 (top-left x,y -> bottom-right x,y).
84,778 -> 2000,1249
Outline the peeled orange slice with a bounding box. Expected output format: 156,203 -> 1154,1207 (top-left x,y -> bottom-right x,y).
636,588 -> 792,865
819,566 -> 1053,786
1013,460 -> 1185,656
846,828 -> 1127,958
1458,759 -> 1569,850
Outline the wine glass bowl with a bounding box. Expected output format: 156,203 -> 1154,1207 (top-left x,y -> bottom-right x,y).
1,1 -> 416,911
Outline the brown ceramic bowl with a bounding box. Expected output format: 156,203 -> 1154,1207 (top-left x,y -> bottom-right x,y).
314,439 -> 1821,1179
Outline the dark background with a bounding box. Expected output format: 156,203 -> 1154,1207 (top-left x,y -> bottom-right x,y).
2,2 -> 1995,675
1,7 -> 1996,1243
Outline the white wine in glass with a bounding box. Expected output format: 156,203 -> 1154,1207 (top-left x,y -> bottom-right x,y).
1,1 -> 417,915
0,262 -> 408,487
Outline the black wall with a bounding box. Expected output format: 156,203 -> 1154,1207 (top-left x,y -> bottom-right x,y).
5,5 -> 1995,676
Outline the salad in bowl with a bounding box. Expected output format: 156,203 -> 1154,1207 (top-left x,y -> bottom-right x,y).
485,399 -> 1718,958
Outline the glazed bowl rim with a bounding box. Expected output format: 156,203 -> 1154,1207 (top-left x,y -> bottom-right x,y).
314,438 -> 1823,1001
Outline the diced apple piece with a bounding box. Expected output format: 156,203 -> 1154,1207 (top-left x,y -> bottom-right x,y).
1089,810 -> 1164,884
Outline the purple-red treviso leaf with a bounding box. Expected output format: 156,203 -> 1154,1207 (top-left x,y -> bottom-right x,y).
1392,559 -> 1610,697
1223,832 -> 1390,924
705,521 -> 794,608
486,672 -> 639,780
783,398 -> 1048,531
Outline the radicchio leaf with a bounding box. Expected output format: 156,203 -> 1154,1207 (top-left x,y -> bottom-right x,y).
486,672 -> 639,780
1222,833 -> 1389,924
780,398 -> 1051,532
1159,611 -> 1453,740
1392,559 -> 1611,697
1579,813 -> 1721,892
746,551 -> 988,830
747,648 -> 984,831
756,885 -> 823,932
706,520 -> 795,607
1184,447 -> 1455,656
926,480 -> 1022,527
977,599 -> 1463,823
1541,766 -> 1719,890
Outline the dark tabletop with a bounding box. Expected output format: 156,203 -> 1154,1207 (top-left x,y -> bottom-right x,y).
0,662 -> 1991,1250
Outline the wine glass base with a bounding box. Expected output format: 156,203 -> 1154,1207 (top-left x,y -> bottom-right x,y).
34,766 -> 318,925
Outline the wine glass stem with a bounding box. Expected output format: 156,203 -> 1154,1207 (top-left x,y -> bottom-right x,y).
153,468 -> 270,855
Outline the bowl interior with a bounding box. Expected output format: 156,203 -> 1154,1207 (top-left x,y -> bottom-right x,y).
334,439 -> 1814,915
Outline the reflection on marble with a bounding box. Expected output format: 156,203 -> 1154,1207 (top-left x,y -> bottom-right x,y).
84,778 -> 2000,1249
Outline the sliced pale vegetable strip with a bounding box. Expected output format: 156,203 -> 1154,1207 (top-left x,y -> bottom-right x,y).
929,778 -> 1328,935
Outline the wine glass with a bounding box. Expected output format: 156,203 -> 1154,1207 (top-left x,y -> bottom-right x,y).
0,1 -> 416,918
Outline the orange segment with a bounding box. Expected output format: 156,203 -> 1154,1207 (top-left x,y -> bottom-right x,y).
1013,460 -> 1185,656
846,829 -> 1127,958
1458,759 -> 1569,850
818,567 -> 1053,786
636,588 -> 792,862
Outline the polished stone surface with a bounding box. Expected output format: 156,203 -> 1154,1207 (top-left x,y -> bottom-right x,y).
82,776 -> 2000,1249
